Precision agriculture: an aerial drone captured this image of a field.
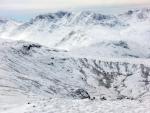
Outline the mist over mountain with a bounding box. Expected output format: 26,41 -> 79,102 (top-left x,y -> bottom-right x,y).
1,8 -> 150,58
0,8 -> 150,113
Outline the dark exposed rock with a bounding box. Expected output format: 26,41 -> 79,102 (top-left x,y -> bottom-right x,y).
71,89 -> 90,99
34,11 -> 71,22
127,10 -> 134,15
113,41 -> 129,49
23,44 -> 41,51
48,62 -> 54,66
90,97 -> 96,100
100,96 -> 107,100
18,43 -> 41,55
51,57 -> 55,60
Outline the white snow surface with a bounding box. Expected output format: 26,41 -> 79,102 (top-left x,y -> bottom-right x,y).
0,9 -> 150,58
0,39 -> 150,113
1,97 -> 150,113
0,8 -> 150,113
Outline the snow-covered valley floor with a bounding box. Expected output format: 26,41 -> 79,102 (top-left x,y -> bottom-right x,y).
1,97 -> 150,113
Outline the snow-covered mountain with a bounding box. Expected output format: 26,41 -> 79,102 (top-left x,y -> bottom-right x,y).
0,8 -> 150,113
0,39 -> 150,99
119,8 -> 150,22
69,40 -> 150,58
0,39 -> 150,112
0,9 -> 150,59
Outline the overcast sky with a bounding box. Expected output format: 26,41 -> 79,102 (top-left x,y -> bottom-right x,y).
0,0 -> 150,21
0,0 -> 150,10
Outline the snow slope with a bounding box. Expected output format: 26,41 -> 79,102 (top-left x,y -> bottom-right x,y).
0,39 -> 150,113
0,9 -> 150,58
0,18 -> 21,39
1,97 -> 150,113
0,8 -> 150,113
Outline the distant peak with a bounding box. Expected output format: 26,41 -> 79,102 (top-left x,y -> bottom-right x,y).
122,8 -> 150,16
34,11 -> 72,21
0,17 -> 8,23
54,11 -> 72,18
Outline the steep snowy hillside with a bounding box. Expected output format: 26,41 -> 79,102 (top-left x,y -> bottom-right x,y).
69,40 -> 150,58
0,8 -> 150,113
0,39 -> 150,112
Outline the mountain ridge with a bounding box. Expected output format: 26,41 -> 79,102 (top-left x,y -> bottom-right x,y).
0,8 -> 150,58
